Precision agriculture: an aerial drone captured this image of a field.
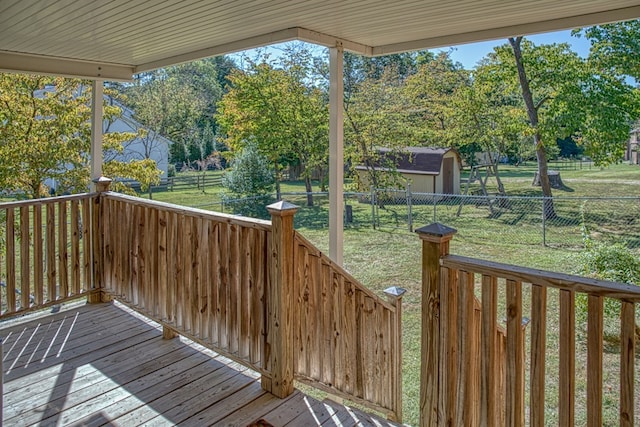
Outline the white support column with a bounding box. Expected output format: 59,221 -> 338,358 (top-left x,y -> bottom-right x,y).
90,80 -> 104,191
329,44 -> 344,265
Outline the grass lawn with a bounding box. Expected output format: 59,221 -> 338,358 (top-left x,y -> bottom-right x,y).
142,164 -> 640,425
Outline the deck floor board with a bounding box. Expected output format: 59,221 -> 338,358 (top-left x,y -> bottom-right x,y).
0,301 -> 402,427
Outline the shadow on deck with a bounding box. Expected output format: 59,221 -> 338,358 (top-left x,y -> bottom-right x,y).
0,302 -> 400,427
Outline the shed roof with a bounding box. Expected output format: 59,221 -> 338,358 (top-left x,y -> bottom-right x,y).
356,147 -> 459,176
1,1 -> 639,80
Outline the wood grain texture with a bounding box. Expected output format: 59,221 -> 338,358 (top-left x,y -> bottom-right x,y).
530,284 -> 547,427
619,301 -> 635,427
263,206 -> 296,398
58,201 -> 69,298
443,255 -> 640,301
506,279 -> 523,427
71,200 -> 81,295
291,230 -> 400,420
457,271 -> 475,427
33,203 -> 44,305
46,203 -> 56,303
559,289 -> 575,426
587,295 -> 603,427
6,208 -> 16,312
480,274 -> 497,427
20,205 -> 31,309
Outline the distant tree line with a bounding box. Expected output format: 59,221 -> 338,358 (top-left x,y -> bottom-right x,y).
1,20 -> 638,206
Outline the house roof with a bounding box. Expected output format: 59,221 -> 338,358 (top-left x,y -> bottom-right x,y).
1,1 -> 639,80
356,147 -> 459,176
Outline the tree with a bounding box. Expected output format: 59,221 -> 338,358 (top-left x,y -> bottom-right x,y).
476,36 -> 638,217
344,66 -> 416,191
222,142 -> 274,217
575,19 -> 640,80
222,141 -> 274,196
508,37 -> 561,217
0,74 -> 160,198
125,68 -> 207,166
404,52 -> 470,146
575,20 -> 640,164
217,46 -> 328,205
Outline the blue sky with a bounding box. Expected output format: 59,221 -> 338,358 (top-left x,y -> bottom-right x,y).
234,29 -> 592,70
435,30 -> 592,69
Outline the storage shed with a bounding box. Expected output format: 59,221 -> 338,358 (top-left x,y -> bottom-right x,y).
356,147 -> 461,194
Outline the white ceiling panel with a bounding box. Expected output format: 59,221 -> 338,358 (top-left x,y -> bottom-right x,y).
0,0 -> 638,80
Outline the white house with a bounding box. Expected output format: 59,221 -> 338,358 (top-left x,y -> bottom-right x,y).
104,99 -> 171,183
38,88 -> 171,193
626,127 -> 640,165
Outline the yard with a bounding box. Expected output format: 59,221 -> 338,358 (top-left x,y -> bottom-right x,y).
141,162 -> 640,425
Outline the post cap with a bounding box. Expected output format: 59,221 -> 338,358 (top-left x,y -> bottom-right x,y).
266,200 -> 299,214
92,176 -> 113,184
415,222 -> 457,237
384,286 -> 407,298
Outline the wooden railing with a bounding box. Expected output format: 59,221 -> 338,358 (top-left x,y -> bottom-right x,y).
0,194 -> 98,318
1,188 -> 402,420
293,232 -> 404,421
100,192 -> 272,376
98,192 -> 402,418
418,223 -> 640,426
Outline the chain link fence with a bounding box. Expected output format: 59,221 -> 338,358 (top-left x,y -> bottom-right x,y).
374,188 -> 640,249
180,189 -> 640,250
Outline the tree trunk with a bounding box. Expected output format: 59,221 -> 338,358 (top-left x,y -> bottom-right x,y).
509,37 -> 556,219
304,175 -> 314,207
274,161 -> 281,201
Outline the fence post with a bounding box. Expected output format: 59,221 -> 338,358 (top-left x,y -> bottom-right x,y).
264,200 -> 298,398
89,176 -> 112,304
541,197 -> 547,246
416,223 -> 457,427
407,183 -> 413,232
371,187 -> 376,229
384,286 -> 407,422
433,195 -> 437,223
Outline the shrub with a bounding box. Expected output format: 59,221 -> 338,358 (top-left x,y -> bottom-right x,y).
578,204 -> 640,333
222,142 -> 275,218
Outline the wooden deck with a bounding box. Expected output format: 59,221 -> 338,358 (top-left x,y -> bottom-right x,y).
0,301 -> 401,427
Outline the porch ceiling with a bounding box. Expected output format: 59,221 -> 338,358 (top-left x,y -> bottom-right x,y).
0,0 -> 639,80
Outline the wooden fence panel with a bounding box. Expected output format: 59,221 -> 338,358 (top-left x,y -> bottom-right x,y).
439,254 -> 640,427
99,193 -> 271,374
0,194 -> 95,318
292,231 -> 401,421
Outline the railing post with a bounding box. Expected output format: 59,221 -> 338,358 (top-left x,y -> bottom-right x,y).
264,200 -> 298,398
384,286 -> 407,422
416,223 -> 457,427
89,176 -> 112,304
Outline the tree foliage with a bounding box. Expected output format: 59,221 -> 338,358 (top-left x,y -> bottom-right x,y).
222,142 -> 274,217
472,36 -> 638,207
0,74 -> 160,198
125,57 -> 234,165
575,19 -> 640,80
222,141 -> 274,196
217,46 -> 328,204
345,66 -> 416,190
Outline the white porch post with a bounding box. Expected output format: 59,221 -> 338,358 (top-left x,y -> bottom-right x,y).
329,44 -> 344,265
90,80 -> 104,191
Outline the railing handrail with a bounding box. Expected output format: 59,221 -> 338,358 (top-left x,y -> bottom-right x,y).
0,192 -> 95,210
102,191 -> 271,231
443,254 -> 640,301
294,231 -> 397,312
